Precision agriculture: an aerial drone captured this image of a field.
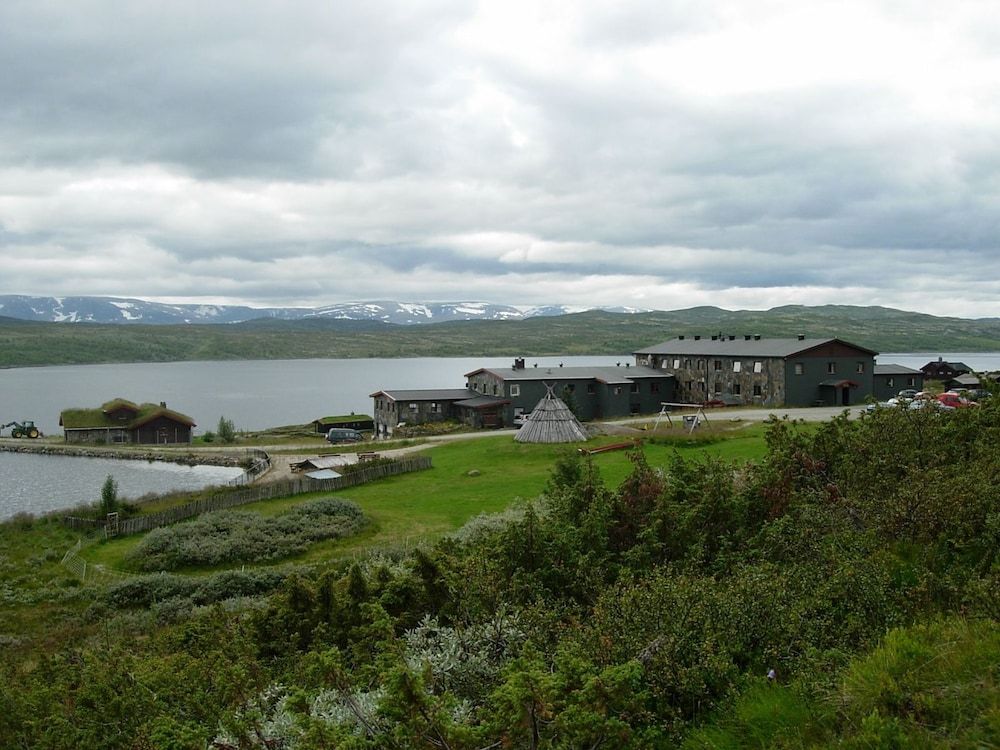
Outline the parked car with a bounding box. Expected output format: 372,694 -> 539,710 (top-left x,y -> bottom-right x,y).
326,427 -> 364,443
937,392 -> 977,409
513,413 -> 532,428
897,389 -> 919,399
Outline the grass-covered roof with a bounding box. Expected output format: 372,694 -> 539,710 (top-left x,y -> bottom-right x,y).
60,400 -> 195,429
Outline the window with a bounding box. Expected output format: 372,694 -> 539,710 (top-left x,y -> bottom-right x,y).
661,360 -> 669,369
733,383 -> 741,395
630,382 -> 639,393
697,359 -> 705,370
430,402 -> 441,413
673,358 -> 681,368
753,384 -> 762,396
713,360 -> 722,371
587,383 -> 596,394
753,361 -> 763,373
409,403 -> 419,411
794,363 -> 804,376
684,359 -> 691,368
733,361 -> 742,373
509,384 -> 520,397
697,381 -> 705,390
886,377 -> 895,388
856,362 -> 865,374
714,381 -> 722,393
614,386 -> 623,395
827,362 -> 836,374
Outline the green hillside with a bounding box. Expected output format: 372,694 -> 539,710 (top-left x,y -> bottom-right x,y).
2,305 -> 1000,367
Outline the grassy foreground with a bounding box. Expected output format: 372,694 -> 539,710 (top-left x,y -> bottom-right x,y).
83,422 -> 773,572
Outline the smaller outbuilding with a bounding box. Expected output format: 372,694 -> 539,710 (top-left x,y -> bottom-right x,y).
873,364 -> 924,400
59,399 -> 195,445
370,388 -> 510,438
311,414 -> 375,433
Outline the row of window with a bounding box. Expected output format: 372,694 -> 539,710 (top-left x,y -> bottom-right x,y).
666,358 -> 766,373
508,382 -> 661,397
666,358 -> 867,376
684,381 -> 764,397
792,362 -> 866,375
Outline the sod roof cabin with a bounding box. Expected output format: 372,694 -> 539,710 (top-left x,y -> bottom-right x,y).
59,398 -> 195,445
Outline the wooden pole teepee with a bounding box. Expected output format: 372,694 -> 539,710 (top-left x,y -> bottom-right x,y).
515,383 -> 589,443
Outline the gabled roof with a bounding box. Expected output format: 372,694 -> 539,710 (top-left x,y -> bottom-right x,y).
874,364 -> 922,376
60,400 -> 195,429
464,365 -> 669,383
453,395 -> 511,409
633,337 -> 878,358
369,388 -> 479,402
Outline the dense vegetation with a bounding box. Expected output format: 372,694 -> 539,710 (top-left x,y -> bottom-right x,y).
1,400 -> 998,747
3,304 -> 1000,367
125,498 -> 367,571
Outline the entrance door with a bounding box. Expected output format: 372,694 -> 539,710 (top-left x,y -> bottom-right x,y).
841,387 -> 850,406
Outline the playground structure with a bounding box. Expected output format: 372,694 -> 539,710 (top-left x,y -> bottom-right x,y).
1,420 -> 41,438
651,403 -> 711,434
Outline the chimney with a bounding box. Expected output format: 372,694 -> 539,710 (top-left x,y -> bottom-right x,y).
160,401 -> 166,408
512,357 -> 525,370
797,334 -> 805,340
754,334 -> 761,340
694,335 -> 701,341
625,362 -> 630,368
729,335 -> 736,341
711,335 -> 718,341
744,334 -> 751,341
679,335 -> 685,340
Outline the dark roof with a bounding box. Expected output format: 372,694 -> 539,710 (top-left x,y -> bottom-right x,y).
633,337 -> 877,358
921,360 -> 972,371
454,395 -> 511,409
60,401 -> 195,429
463,365 -> 669,384
874,364 -> 922,376
370,388 -> 479,402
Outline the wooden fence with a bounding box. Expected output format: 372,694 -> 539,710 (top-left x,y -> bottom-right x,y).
108,456 -> 433,537
228,449 -> 272,486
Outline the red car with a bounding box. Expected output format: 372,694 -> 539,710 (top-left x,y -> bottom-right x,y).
937,393 -> 977,409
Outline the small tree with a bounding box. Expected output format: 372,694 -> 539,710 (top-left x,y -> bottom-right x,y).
217,416 -> 236,444
100,474 -> 119,515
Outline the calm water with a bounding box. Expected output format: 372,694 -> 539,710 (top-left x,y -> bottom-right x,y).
0,355 -> 633,435
0,452 -> 243,520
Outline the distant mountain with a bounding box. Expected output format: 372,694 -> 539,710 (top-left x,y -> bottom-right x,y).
0,296 -> 650,325
4,304 -> 1000,369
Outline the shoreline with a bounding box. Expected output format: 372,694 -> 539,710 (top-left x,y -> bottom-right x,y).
0,440 -> 245,468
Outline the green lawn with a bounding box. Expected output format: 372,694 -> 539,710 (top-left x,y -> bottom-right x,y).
82,422 -> 776,572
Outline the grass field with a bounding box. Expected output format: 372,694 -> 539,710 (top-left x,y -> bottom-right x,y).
82,421 -> 777,572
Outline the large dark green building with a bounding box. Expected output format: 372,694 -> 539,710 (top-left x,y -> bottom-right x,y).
464,361 -> 676,423
633,335 -> 878,407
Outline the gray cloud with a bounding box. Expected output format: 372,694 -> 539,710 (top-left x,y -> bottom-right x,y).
1,0 -> 999,316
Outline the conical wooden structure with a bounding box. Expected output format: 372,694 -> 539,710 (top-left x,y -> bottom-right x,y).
515,384 -> 589,444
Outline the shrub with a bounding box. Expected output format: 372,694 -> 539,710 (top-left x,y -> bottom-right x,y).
125,498 -> 367,571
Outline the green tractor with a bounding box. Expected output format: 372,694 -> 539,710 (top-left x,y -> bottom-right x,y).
2,420 -> 41,439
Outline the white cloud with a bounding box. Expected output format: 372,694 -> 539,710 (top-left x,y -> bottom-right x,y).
1,0 -> 1000,315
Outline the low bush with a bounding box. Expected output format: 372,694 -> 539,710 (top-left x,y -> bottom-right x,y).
105,568 -> 291,609
124,498 -> 367,571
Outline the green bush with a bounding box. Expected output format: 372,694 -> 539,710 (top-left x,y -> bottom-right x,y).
125,498 -> 367,571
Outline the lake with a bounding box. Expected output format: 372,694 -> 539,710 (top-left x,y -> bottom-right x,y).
0,355 -> 635,435
0,452 -> 243,520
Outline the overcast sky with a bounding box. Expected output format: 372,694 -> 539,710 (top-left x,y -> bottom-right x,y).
2,1 -> 999,316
